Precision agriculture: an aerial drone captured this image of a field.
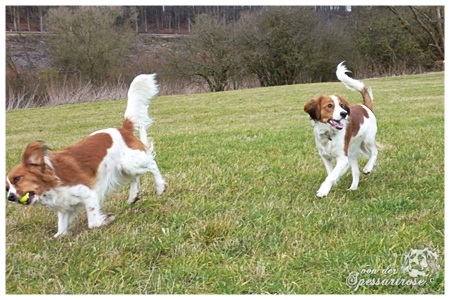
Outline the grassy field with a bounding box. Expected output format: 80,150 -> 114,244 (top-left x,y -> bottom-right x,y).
4,72 -> 444,294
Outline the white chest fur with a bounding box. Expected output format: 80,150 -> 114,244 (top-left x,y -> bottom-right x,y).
39,184 -> 94,212
313,121 -> 346,160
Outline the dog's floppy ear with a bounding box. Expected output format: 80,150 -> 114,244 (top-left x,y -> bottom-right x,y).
304,97 -> 321,120
22,141 -> 48,167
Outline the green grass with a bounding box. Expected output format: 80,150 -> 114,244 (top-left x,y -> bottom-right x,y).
5,72 -> 444,294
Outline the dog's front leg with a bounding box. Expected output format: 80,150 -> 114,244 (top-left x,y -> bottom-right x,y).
348,157 -> 361,190
54,211 -> 70,238
320,155 -> 334,175
363,144 -> 378,175
54,210 -> 77,238
317,156 -> 348,197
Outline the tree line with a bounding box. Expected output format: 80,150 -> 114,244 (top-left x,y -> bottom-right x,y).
5,6 -> 445,109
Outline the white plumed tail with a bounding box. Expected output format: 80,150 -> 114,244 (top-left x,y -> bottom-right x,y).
336,61 -> 374,111
336,61 -> 363,92
124,74 -> 159,145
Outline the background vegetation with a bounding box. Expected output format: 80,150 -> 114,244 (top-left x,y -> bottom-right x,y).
45,7 -> 136,85
5,5 -> 444,109
5,71 -> 444,294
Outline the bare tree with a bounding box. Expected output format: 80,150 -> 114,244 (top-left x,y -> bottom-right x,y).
8,6 -> 19,31
389,6 -> 444,61
38,6 -> 44,32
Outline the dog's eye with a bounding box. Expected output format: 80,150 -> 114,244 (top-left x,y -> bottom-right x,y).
327,104 -> 333,108
13,176 -> 21,184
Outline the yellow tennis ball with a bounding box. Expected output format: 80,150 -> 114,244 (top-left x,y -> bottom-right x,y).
19,192 -> 30,203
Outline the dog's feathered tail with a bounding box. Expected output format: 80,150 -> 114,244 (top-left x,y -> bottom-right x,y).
336,61 -> 374,111
123,74 -> 159,147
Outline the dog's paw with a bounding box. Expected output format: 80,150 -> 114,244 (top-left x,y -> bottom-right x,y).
363,166 -> 373,175
103,214 -> 115,226
362,169 -> 372,175
317,182 -> 331,198
89,214 -> 115,229
128,195 -> 140,205
156,183 -> 167,196
316,190 -> 328,198
53,231 -> 67,238
316,192 -> 327,198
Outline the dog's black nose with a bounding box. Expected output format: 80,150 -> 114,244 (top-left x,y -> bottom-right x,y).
7,194 -> 17,202
340,111 -> 348,118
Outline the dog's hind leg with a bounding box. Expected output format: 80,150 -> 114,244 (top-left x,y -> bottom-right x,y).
128,177 -> 140,204
148,158 -> 166,196
363,144 -> 378,175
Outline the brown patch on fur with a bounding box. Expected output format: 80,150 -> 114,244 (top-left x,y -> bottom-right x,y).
47,133 -> 113,187
344,105 -> 369,155
121,118 -> 135,132
118,118 -> 147,151
361,87 -> 373,111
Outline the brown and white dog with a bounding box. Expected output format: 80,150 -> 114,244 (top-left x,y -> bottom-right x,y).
6,74 -> 166,237
304,62 -> 378,197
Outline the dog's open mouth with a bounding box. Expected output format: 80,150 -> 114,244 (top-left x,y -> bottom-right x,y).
328,119 -> 344,130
